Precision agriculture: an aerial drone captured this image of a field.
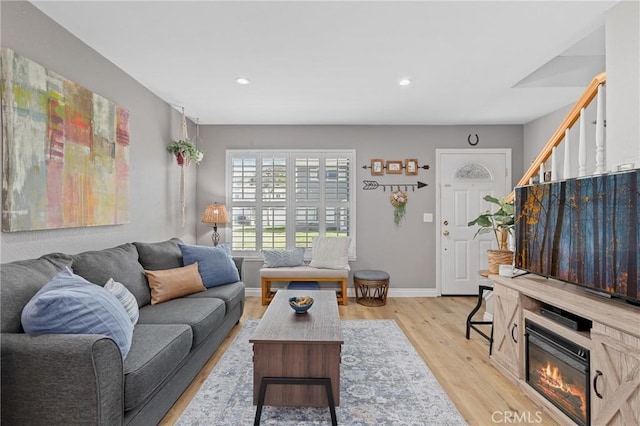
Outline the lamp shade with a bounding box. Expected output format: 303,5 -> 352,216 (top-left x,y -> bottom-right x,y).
202,204 -> 229,224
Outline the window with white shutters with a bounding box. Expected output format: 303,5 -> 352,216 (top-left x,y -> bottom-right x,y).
226,150 -> 356,258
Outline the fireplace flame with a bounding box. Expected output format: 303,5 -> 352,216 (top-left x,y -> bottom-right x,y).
537,361 -> 587,418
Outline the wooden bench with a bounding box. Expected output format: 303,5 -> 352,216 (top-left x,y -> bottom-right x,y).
259,266 -> 349,305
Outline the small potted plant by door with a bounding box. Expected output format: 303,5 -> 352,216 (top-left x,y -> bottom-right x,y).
167,139 -> 204,166
468,195 -> 515,274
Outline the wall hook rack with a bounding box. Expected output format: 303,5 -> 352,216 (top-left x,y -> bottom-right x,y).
362,180 -> 428,191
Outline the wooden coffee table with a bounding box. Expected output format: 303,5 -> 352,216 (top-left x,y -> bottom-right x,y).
250,289 -> 343,408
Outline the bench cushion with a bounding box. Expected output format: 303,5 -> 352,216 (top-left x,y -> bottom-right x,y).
260,266 -> 348,279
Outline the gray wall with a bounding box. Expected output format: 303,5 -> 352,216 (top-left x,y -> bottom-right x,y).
605,0 -> 640,171
523,102 -> 598,179
523,104 -> 571,170
196,125 -> 523,291
1,1 -> 197,262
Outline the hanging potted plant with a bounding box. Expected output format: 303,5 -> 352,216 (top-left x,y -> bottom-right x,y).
468,195 -> 515,274
167,139 -> 204,166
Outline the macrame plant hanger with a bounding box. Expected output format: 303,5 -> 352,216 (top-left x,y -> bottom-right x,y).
180,107 -> 188,228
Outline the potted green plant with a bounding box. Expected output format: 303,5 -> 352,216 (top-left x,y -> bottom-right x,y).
468,195 -> 515,273
167,139 -> 204,166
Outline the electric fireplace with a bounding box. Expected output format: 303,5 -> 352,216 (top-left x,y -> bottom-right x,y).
525,320 -> 590,426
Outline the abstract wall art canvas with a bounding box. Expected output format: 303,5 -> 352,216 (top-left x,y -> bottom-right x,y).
1,47 -> 130,232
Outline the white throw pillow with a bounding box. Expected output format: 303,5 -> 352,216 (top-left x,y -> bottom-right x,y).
105,278 -> 139,325
309,237 -> 351,270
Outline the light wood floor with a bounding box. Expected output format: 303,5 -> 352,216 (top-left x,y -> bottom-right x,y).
160,296 -> 553,425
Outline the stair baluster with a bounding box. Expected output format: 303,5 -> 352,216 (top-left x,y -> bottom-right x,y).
563,129 -> 571,180
595,85 -> 606,174
578,108 -> 587,177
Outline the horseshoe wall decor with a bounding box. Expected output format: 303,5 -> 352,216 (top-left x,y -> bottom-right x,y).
468,134 -> 479,146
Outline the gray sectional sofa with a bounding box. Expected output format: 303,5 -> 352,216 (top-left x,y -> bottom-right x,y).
1,238 -> 245,425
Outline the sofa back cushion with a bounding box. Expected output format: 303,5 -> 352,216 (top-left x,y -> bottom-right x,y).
71,243 -> 150,307
0,253 -> 72,333
134,238 -> 183,271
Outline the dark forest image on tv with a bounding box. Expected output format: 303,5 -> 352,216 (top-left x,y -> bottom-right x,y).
515,169 -> 640,303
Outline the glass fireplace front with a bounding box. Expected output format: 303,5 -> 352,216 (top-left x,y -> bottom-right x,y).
525,320 -> 590,426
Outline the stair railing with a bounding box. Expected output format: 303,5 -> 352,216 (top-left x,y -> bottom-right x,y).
506,72 -> 606,203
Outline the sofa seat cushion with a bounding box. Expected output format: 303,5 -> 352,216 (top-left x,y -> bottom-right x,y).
123,324 -> 192,411
137,298 -> 225,348
71,243 -> 151,308
184,280 -> 245,313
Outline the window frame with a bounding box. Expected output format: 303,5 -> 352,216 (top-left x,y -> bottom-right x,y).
225,149 -> 356,259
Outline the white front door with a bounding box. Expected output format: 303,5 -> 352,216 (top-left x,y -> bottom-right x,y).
436,149 -> 511,295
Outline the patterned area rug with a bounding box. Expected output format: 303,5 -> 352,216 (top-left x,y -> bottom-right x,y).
178,319 -> 467,425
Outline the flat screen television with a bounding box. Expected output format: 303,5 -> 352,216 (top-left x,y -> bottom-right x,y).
515,169 -> 640,305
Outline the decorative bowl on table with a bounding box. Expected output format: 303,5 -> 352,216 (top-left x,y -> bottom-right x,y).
289,296 -> 314,314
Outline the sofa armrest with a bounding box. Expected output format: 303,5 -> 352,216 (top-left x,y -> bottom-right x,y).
233,256 -> 244,280
1,333 -> 124,425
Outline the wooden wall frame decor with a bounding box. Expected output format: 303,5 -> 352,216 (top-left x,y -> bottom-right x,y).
386,160 -> 403,174
371,159 -> 384,175
405,158 -> 418,175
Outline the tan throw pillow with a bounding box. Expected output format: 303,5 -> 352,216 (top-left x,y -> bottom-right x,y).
144,263 -> 206,305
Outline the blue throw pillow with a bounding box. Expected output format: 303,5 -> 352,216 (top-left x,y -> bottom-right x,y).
179,243 -> 240,288
21,267 -> 134,358
261,248 -> 305,268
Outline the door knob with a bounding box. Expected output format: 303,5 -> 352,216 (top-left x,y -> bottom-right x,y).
443,230 -> 450,236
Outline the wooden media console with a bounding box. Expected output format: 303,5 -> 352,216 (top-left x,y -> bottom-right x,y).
489,274 -> 640,426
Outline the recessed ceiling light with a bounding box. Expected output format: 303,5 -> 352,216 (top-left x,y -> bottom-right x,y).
399,78 -> 412,86
235,77 -> 250,85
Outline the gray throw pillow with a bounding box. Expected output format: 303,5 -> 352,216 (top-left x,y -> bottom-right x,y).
261,248 -> 305,268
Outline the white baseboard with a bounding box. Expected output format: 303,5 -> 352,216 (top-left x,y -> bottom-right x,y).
245,287 -> 440,298
483,312 -> 493,322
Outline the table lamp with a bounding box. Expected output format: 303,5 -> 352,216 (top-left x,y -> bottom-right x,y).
202,204 -> 229,246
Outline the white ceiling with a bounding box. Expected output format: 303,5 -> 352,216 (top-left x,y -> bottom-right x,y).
32,1 -> 616,125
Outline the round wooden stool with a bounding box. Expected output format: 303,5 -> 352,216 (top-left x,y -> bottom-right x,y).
354,270 -> 390,307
